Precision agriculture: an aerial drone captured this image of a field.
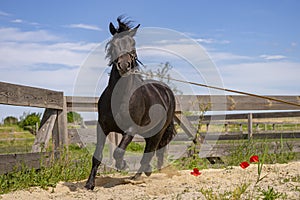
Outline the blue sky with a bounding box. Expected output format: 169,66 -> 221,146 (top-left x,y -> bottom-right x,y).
0,0 -> 299,120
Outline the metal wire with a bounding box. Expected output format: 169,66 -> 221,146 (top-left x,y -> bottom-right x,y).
133,70 -> 300,108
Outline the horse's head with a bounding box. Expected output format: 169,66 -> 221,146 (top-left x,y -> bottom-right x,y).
106,17 -> 140,76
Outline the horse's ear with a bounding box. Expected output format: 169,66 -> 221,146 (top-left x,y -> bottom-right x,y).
109,22 -> 117,35
129,24 -> 140,37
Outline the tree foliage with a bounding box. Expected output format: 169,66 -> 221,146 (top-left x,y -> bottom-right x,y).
67,112 -> 83,124
141,62 -> 182,95
3,116 -> 18,125
19,112 -> 41,134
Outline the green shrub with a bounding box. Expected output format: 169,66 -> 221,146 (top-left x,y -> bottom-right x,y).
126,142 -> 144,152
3,116 -> 18,125
18,112 -> 41,134
67,112 -> 83,124
0,146 -> 91,194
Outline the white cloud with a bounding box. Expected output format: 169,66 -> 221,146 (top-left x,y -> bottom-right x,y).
10,19 -> 39,26
0,11 -> 10,16
11,19 -> 23,23
136,33 -> 300,95
260,54 -> 287,60
0,27 -> 59,42
0,41 -> 99,68
0,27 -> 108,119
66,23 -> 102,31
0,68 -> 78,94
195,38 -> 230,45
291,42 -> 297,47
210,52 -> 252,62
219,61 -> 300,94
195,38 -> 215,44
0,27 -> 101,69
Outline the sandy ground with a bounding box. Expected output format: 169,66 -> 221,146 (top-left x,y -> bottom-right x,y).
1,162 -> 299,200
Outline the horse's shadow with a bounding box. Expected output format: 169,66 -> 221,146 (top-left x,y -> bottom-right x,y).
95,176 -> 131,188
62,175 -> 144,191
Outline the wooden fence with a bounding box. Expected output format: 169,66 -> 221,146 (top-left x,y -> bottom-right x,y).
186,111 -> 300,140
1,81 -> 300,173
0,81 -> 67,173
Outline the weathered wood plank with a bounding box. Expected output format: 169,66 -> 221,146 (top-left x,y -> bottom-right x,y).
174,113 -> 205,144
52,97 -> 68,153
174,113 -> 197,139
0,81 -> 63,109
32,109 -> 57,152
66,95 -> 300,113
248,113 -> 253,139
58,97 -> 68,148
177,95 -> 300,111
0,152 -> 51,174
66,96 -> 98,112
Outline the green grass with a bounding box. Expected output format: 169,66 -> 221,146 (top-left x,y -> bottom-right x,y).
0,123 -> 299,196
172,137 -> 299,171
0,125 -> 35,154
0,125 -> 29,134
126,142 -> 144,152
199,183 -> 250,200
0,145 -> 92,194
258,186 -> 287,200
0,138 -> 35,154
223,138 -> 298,166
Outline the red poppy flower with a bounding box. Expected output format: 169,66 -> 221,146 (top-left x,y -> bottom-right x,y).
250,155 -> 259,163
240,161 -> 250,169
190,168 -> 201,176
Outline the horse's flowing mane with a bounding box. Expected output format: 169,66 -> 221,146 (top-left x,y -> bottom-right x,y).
105,16 -> 137,66
113,16 -> 134,33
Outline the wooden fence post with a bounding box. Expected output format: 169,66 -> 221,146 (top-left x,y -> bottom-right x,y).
174,112 -> 204,144
32,109 -> 57,152
58,96 -> 68,150
248,113 -> 253,139
53,97 -> 68,155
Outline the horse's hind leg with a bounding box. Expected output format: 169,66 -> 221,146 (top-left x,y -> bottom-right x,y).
156,121 -> 176,170
113,134 -> 133,170
132,132 -> 164,180
85,124 -> 107,190
156,147 -> 166,171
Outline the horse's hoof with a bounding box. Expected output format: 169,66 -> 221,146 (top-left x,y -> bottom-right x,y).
116,160 -> 128,171
131,173 -> 142,180
84,183 -> 95,190
144,165 -> 152,176
144,171 -> 152,177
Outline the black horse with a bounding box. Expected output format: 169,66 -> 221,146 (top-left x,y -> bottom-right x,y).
85,17 -> 176,190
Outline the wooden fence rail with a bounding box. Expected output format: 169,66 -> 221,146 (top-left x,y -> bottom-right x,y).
66,95 -> 300,112
0,81 -> 64,109
0,81 -> 67,174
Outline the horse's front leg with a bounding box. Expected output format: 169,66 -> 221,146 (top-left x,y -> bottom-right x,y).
85,124 -> 107,190
113,134 -> 134,170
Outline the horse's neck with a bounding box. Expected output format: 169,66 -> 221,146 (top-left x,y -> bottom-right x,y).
108,65 -> 138,94
108,65 -> 121,88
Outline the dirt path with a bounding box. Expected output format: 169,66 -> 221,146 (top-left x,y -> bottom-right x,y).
1,162 -> 299,200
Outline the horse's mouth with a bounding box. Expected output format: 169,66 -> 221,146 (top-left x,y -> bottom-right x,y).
119,69 -> 134,77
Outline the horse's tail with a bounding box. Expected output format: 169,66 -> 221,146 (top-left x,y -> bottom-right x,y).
158,120 -> 177,149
